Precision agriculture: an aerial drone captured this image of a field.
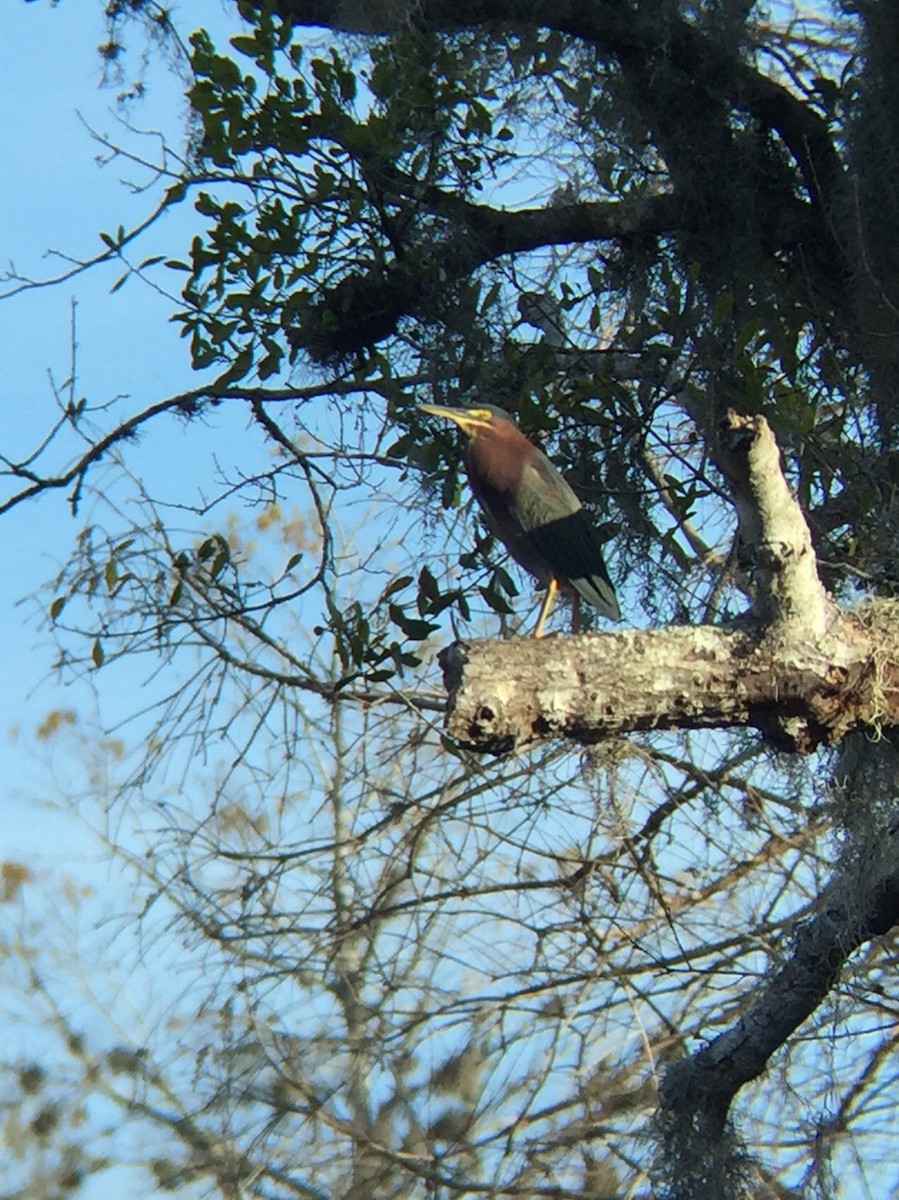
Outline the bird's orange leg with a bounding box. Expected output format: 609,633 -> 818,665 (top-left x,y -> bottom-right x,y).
533,576 -> 559,638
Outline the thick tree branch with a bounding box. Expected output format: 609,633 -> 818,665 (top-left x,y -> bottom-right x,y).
0,380 -> 381,516
718,410 -> 833,633
439,617 -> 893,754
288,187 -> 813,362
286,193 -> 690,360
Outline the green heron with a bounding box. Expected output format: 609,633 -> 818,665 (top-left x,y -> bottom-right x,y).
420,403 -> 620,637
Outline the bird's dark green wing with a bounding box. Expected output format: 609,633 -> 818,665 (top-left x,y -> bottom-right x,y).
513,450 -> 581,525
514,453 -> 620,621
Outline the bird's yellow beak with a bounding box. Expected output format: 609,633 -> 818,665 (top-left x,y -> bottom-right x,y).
419,403 -> 489,436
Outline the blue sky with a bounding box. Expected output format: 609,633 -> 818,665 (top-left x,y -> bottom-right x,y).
1,4 -> 241,854
1,8 -> 265,1192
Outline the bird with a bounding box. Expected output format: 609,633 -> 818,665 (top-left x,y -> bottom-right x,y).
419,403 -> 620,637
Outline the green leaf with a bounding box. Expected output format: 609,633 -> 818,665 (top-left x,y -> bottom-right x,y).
479,281 -> 502,314
195,192 -> 220,217
365,668 -> 396,684
230,34 -> 260,58
381,575 -> 414,602
257,342 -> 283,380
439,733 -> 465,759
210,553 -> 229,579
712,291 -> 734,327
198,535 -> 230,569
388,604 -> 440,640
479,584 -> 514,614
216,348 -> 253,385
735,317 -> 762,356
109,573 -> 134,598
418,565 -> 441,603
493,566 -> 519,597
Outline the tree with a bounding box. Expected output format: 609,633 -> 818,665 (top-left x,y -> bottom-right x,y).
5,1 -> 899,1197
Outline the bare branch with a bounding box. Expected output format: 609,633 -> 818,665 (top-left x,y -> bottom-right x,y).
0,379 -> 402,516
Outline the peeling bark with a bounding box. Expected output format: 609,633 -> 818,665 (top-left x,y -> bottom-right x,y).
439,614 -> 896,754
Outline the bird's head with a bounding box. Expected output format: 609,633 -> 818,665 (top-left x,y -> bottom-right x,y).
418,403 -> 518,442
